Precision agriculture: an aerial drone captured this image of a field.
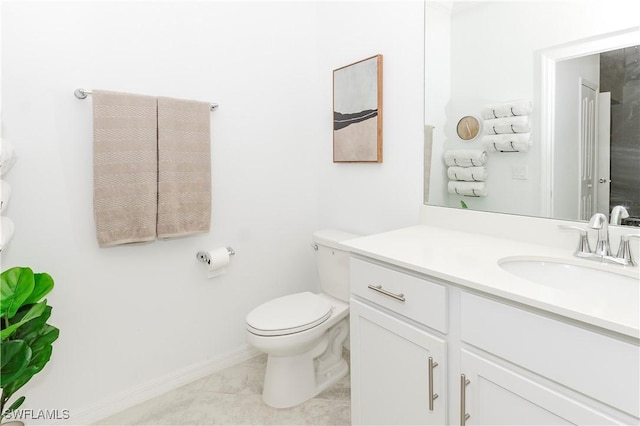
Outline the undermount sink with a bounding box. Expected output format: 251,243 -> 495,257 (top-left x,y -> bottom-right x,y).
499,257 -> 639,306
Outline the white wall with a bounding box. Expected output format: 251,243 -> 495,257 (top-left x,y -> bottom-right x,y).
315,1 -> 426,235
428,0 -> 640,217
0,1 -> 425,423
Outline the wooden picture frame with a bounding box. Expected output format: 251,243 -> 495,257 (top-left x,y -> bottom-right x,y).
333,54 -> 383,163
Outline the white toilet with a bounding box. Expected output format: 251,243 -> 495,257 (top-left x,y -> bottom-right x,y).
245,229 -> 358,408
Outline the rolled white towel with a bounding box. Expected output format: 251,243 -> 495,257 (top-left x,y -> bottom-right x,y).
447,166 -> 488,182
0,179 -> 11,212
0,216 -> 15,252
444,149 -> 488,167
481,100 -> 532,119
0,141 -> 17,176
483,116 -> 530,134
482,133 -> 531,152
447,181 -> 487,197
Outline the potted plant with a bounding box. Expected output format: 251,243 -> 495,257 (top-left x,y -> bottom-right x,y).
1,267 -> 59,424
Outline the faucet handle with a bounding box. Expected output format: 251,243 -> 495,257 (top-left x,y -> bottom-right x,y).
559,225 -> 592,256
616,234 -> 640,267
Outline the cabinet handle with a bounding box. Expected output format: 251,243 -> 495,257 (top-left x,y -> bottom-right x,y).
460,374 -> 470,426
367,284 -> 405,302
428,356 -> 439,411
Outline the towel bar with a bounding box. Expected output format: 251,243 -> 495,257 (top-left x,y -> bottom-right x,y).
74,88 -> 219,111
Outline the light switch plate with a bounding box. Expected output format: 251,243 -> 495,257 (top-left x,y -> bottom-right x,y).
512,165 -> 528,180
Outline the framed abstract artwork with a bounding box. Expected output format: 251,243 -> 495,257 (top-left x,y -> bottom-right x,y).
333,54 -> 383,163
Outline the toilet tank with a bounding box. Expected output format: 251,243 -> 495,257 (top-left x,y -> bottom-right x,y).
313,229 -> 360,302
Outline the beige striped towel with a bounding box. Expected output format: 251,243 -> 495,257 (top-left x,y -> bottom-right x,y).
157,96 -> 211,238
93,90 -> 158,247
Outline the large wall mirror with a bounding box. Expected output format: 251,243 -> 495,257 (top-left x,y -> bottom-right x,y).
424,1 -> 640,227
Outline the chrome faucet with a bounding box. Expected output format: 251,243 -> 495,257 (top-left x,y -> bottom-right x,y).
610,205 -> 629,225
588,213 -> 611,256
560,213 -> 639,266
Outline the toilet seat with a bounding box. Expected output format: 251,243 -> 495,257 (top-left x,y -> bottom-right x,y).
246,292 -> 333,336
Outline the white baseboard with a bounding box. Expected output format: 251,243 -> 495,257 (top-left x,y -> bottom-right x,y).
66,344 -> 261,426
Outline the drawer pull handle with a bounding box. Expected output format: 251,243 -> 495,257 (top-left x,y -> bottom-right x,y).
460,374 -> 471,426
428,356 -> 439,411
367,284 -> 406,302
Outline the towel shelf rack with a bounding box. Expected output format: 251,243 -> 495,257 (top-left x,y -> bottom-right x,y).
74,88 -> 219,111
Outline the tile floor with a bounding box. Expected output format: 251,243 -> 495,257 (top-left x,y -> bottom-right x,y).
96,351 -> 351,425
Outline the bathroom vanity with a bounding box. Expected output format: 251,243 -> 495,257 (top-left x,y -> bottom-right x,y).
345,206 -> 640,425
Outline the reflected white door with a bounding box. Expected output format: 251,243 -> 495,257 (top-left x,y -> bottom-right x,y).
579,80 -> 597,221
596,92 -> 611,216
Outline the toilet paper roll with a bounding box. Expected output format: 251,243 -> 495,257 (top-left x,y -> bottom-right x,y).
204,247 -> 231,278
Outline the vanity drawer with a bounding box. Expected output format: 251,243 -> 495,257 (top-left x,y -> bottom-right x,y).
461,292 -> 640,417
350,257 -> 447,333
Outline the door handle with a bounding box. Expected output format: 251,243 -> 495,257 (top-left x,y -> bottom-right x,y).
428,357 -> 439,411
460,374 -> 471,426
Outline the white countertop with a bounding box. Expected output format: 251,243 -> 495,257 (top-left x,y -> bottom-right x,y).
343,225 -> 640,339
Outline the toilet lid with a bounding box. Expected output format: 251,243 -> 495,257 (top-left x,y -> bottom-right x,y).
246,292 -> 333,336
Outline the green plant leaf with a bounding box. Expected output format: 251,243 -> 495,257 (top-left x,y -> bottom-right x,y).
1,395 -> 26,421
27,344 -> 53,372
0,301 -> 48,340
28,325 -> 60,354
2,345 -> 52,400
12,305 -> 52,335
13,305 -> 53,343
6,395 -> 26,413
0,267 -> 35,319
0,340 -> 31,386
0,267 -> 58,417
24,273 -> 54,305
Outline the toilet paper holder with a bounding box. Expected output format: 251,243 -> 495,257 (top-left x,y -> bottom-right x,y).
196,247 -> 235,265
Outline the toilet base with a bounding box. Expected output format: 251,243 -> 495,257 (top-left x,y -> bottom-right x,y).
262,318 -> 349,408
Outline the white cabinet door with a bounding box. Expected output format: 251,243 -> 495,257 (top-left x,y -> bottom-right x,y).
350,298 -> 446,425
460,349 -> 627,425
461,291 -> 640,417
